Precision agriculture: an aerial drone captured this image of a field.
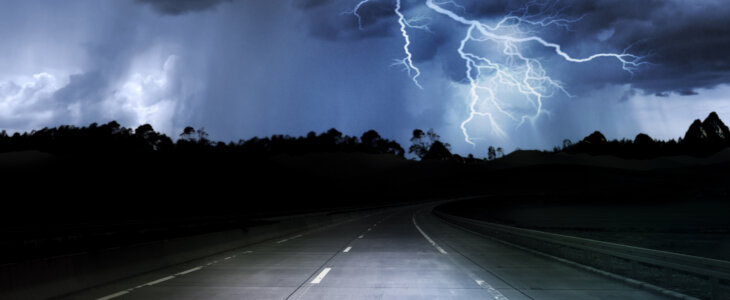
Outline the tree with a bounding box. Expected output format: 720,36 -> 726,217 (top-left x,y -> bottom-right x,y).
409,129 -> 428,159
562,139 -> 573,149
409,128 -> 450,159
360,130 -> 381,149
423,141 -> 453,160
180,126 -> 195,141
487,146 -> 496,160
195,128 -> 209,143
496,147 -> 504,158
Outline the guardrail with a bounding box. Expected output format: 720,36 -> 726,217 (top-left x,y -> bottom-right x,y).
434,209 -> 730,300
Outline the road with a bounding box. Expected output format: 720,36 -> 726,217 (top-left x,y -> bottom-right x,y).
63,205 -> 670,300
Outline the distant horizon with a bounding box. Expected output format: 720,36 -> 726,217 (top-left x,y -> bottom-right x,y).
3,109 -> 727,161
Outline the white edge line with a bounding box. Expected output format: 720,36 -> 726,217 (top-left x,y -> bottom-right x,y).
311,267 -> 332,284
176,266 -> 202,275
146,275 -> 175,286
96,290 -> 129,300
412,212 -> 506,299
343,246 -> 352,253
412,214 -> 447,254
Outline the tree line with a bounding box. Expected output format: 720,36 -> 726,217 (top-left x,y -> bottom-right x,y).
0,121 -> 406,158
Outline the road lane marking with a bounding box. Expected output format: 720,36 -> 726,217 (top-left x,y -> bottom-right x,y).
476,280 -> 510,300
277,234 -> 304,244
412,214 -> 447,254
96,291 -> 129,300
176,266 -> 202,275
146,275 -> 175,286
99,213 -> 387,300
358,234 -> 364,239
367,228 -> 372,231
343,246 -> 352,253
412,211 -> 508,300
311,268 -> 331,284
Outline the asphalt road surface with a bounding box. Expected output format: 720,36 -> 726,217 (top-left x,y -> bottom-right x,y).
62,205 -> 671,299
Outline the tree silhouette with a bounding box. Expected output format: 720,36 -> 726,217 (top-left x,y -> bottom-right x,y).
409,128 -> 449,159
180,126 -> 195,141
487,146 -> 496,161
422,141 -> 452,160
562,139 -> 573,149
0,120 -> 416,160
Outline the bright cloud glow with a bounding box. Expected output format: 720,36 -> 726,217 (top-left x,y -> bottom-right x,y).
0,53 -> 183,136
0,73 -> 68,132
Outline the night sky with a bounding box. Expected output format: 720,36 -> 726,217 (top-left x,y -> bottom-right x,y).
2,0 -> 730,155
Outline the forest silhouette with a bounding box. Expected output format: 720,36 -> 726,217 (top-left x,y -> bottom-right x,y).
0,122 -> 405,158
2,111 -> 729,161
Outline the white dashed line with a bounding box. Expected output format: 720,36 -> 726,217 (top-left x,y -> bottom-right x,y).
367,228 -> 372,231
311,268 -> 332,284
343,246 -> 352,253
476,279 -> 510,300
96,291 -> 129,300
277,234 -> 304,244
176,266 -> 202,275
145,275 -> 175,286
98,248 -> 256,300
358,234 -> 364,239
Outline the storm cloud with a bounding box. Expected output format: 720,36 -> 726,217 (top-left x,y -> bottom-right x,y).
136,0 -> 232,15
297,0 -> 730,96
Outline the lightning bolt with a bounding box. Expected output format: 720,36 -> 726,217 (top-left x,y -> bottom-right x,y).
351,0 -> 370,30
352,0 -> 426,89
351,0 -> 647,146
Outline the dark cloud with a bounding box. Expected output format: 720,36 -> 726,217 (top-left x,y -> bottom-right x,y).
297,0 -> 730,96
679,89 -> 699,96
136,0 -> 231,15
538,0 -> 730,95
294,0 -> 398,40
293,0 -> 330,10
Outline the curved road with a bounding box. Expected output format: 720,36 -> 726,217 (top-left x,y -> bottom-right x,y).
64,205 -> 670,299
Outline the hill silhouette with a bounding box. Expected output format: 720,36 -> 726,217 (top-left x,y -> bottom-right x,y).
561,112 -> 730,159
